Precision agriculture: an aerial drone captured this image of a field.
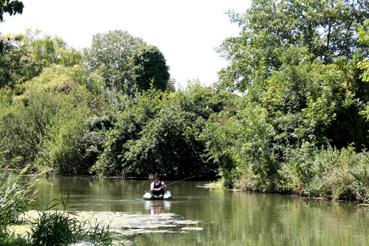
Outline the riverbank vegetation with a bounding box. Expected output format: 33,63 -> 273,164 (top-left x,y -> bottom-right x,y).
1,0 -> 369,204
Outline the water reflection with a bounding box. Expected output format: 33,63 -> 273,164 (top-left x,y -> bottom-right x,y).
144,200 -> 172,214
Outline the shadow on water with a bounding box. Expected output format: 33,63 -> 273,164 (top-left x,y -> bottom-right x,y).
34,177 -> 369,246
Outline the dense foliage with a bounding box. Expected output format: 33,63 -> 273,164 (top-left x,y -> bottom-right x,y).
132,45 -> 170,91
218,0 -> 369,91
206,0 -> 369,201
93,85 -> 232,178
0,30 -> 224,179
1,0 -> 369,203
0,31 -> 82,88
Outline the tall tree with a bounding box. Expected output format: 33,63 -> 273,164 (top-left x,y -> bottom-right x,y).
218,0 -> 369,92
0,0 -> 23,22
132,45 -> 170,91
358,20 -> 369,83
84,30 -> 146,93
0,0 -> 24,83
0,31 -> 82,88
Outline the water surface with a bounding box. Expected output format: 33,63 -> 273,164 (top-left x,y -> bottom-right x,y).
35,177 -> 369,246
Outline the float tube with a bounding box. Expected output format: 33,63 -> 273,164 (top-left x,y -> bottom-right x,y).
143,191 -> 172,200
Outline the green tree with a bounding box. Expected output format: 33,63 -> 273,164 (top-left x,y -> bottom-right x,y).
0,0 -> 24,87
132,45 -> 170,91
358,19 -> 369,83
84,30 -> 146,93
0,0 -> 23,21
36,102 -> 90,175
0,64 -> 101,171
207,0 -> 369,191
0,31 -> 82,88
92,85 -> 231,178
218,0 -> 369,92
0,35 -> 23,88
0,91 -> 69,169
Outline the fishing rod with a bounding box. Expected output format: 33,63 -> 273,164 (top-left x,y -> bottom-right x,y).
165,175 -> 197,186
148,172 -> 199,185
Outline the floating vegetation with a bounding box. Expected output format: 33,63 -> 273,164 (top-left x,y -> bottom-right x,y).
12,210 -> 202,238
181,227 -> 204,231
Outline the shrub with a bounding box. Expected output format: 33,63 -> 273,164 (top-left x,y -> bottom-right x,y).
279,145 -> 369,202
36,104 -> 90,175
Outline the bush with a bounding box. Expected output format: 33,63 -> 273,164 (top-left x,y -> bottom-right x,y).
0,237 -> 29,246
0,91 -> 67,169
279,145 -> 369,202
0,63 -> 104,172
36,104 -> 90,175
201,104 -> 278,190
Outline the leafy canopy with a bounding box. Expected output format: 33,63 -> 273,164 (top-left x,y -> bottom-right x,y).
0,31 -> 82,88
132,45 -> 170,91
84,30 -> 146,93
218,0 -> 369,92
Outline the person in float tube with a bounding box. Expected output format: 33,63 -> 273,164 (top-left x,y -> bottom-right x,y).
150,174 -> 166,196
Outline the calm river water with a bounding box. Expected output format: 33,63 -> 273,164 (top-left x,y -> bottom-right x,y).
35,177 -> 369,246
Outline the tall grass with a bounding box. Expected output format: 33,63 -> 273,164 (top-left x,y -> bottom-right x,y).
29,196 -> 112,246
0,167 -> 36,238
29,210 -> 112,246
30,210 -> 83,246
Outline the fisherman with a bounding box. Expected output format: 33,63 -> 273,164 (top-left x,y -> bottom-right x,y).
150,174 -> 166,196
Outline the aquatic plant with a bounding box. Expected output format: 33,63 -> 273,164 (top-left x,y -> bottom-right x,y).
29,210 -> 83,246
29,210 -> 112,246
29,197 -> 112,246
